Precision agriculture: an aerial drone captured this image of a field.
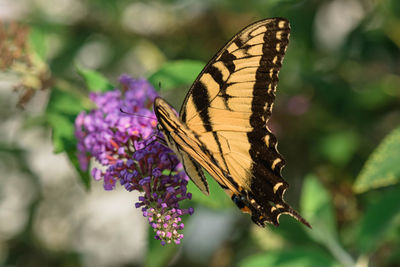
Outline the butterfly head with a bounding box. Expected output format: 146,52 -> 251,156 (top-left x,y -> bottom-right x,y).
154,97 -> 177,134
154,97 -> 180,120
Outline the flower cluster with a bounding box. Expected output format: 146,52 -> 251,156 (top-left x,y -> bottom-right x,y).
75,75 -> 193,245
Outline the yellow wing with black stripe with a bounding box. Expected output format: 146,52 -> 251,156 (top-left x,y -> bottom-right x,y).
154,18 -> 310,227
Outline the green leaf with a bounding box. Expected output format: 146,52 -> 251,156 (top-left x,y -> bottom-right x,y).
238,249 -> 340,267
300,174 -> 337,241
46,87 -> 90,189
270,215 -> 314,246
147,60 -> 205,91
354,126 -> 400,193
76,65 -> 114,92
66,149 -> 91,189
29,27 -> 46,60
187,172 -> 233,210
356,186 -> 400,253
46,87 -> 86,153
301,175 -> 356,267
46,113 -> 75,153
46,86 -> 87,115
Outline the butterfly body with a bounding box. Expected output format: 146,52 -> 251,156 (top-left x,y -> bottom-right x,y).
154,18 -> 310,228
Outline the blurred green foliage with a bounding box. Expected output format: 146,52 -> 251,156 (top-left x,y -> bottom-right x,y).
1,0 -> 400,266
148,60 -> 205,92
354,126 -> 400,193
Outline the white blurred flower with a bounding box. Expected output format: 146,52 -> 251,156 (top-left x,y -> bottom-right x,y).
34,0 -> 87,24
315,0 -> 365,51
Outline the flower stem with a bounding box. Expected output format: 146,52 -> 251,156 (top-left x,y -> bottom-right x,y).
324,236 -> 356,267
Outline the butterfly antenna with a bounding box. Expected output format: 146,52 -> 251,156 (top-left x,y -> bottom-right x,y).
120,108 -> 132,115
119,108 -> 156,119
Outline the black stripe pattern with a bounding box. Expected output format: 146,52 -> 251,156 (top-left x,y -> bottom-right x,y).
246,19 -> 290,226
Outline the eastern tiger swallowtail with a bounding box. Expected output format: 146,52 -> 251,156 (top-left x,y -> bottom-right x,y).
154,17 -> 310,228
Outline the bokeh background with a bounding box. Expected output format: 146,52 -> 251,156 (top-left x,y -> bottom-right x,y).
1,0 -> 400,266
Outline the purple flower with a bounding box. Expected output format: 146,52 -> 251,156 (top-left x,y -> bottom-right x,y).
75,75 -> 193,245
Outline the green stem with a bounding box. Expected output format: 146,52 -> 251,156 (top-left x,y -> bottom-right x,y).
323,236 -> 356,267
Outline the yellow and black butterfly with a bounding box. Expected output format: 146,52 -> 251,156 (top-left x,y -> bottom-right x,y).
154,17 -> 310,228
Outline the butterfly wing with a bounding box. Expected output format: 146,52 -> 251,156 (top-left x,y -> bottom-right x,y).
156,18 -> 310,227
179,153 -> 209,194
155,97 -> 228,195
157,120 -> 209,194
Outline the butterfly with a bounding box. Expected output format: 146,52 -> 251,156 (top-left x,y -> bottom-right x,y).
154,17 -> 310,228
